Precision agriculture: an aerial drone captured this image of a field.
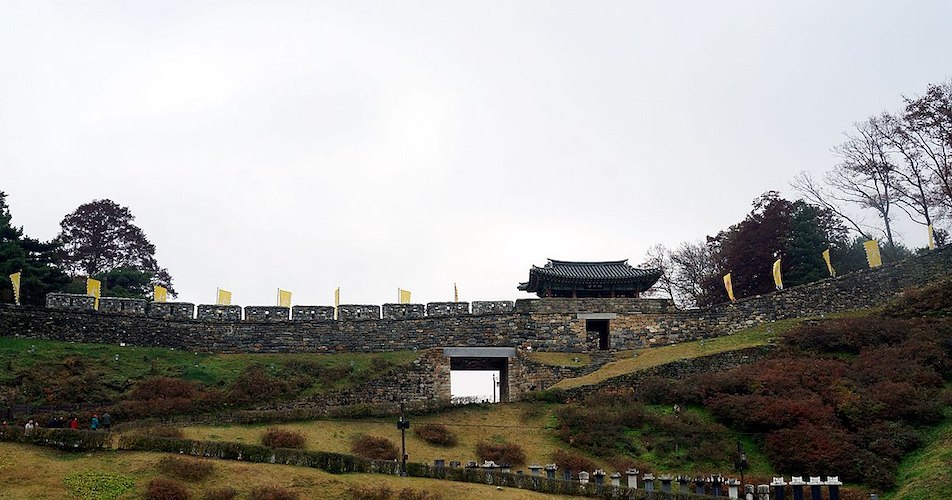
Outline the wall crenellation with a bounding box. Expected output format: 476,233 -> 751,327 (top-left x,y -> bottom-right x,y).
7,247 -> 951,355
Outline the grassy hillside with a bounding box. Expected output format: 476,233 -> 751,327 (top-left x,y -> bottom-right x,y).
887,408 -> 952,500
0,336 -> 418,408
0,442 -> 577,499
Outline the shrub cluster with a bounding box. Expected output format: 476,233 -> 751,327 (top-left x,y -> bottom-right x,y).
157,456 -> 215,482
146,478 -> 190,500
350,435 -> 399,461
118,376 -> 223,419
347,485 -> 442,500
694,315 -> 952,489
0,427 -> 110,451
142,425 -> 185,439
413,423 -> 458,447
555,394 -> 732,470
261,428 -> 306,449
551,449 -> 596,474
475,441 -> 526,466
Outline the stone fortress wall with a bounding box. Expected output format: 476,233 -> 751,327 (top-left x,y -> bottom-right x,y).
1,246 -> 949,355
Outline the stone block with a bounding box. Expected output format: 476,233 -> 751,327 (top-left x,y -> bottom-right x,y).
45,293 -> 95,311
99,297 -> 148,315
426,302 -> 470,317
472,301 -> 514,315
148,302 -> 195,320
197,304 -> 241,321
244,306 -> 289,322
382,303 -> 425,320
338,304 -> 380,321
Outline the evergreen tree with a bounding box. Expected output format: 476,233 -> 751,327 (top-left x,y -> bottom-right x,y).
0,191 -> 70,305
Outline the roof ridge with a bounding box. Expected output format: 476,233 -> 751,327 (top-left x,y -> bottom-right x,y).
547,259 -> 629,266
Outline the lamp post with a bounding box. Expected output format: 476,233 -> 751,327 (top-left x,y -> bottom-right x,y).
396,402 -> 410,476
492,373 -> 498,403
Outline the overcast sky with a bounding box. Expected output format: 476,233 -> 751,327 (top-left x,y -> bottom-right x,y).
2,1 -> 950,307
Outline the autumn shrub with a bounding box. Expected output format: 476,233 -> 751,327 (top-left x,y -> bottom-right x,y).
228,366 -> 292,405
248,486 -> 298,500
347,485 -> 393,500
351,435 -> 399,461
261,428 -> 306,449
413,423 -> 457,447
552,449 -> 596,474
397,488 -> 442,500
157,456 -> 214,482
121,377 -> 200,417
882,279 -> 952,318
146,478 -> 190,500
203,488 -> 237,500
475,441 -> 526,466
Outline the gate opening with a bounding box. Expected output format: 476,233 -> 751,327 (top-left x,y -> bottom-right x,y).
587,319 -> 610,350
444,347 -> 514,404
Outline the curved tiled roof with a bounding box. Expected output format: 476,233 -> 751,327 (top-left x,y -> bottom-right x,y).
518,258 -> 662,293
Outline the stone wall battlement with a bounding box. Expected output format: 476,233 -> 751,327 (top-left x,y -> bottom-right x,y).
3,247 -> 948,354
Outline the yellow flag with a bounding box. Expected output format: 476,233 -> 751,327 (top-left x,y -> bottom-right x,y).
87,277 -> 101,309
334,287 -> 340,319
864,240 -> 882,268
928,224 -> 936,250
772,258 -> 783,290
723,273 -> 736,302
398,288 -> 411,304
278,289 -> 292,308
454,283 -> 459,303
153,285 -> 168,303
216,288 -> 232,305
822,249 -> 836,277
10,272 -> 21,305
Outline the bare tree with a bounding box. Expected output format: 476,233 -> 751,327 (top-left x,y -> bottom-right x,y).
875,112 -> 935,229
903,81 -> 952,220
641,244 -> 675,302
827,117 -> 899,252
791,171 -> 873,240
668,240 -> 717,308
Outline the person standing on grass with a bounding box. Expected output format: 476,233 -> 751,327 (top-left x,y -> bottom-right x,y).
69,416 -> 79,429
101,412 -> 111,431
24,419 -> 35,435
90,414 -> 99,431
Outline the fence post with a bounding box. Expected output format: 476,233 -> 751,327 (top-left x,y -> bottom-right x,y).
789,476 -> 804,500
758,484 -> 770,500
610,472 -> 622,487
771,477 -> 786,500
545,464 -> 557,481
660,474 -> 673,493
826,476 -> 841,500
563,469 -> 573,482
529,464 -> 542,476
728,478 -> 740,499
808,477 -> 823,500
643,473 -> 655,492
626,468 -> 639,489
745,484 -> 755,500
579,471 -> 590,485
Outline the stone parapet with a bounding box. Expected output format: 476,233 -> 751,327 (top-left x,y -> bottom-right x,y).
45,293 -> 95,311
472,301 -> 514,315
197,305 -> 242,321
99,297 -> 148,315
426,302 -> 470,317
338,305 -> 380,321
382,303 -> 425,320
148,302 -> 195,320
291,306 -> 335,321
244,306 -> 290,322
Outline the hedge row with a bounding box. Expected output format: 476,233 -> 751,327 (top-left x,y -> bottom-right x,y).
0,427 -> 111,450
117,435 -> 372,474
